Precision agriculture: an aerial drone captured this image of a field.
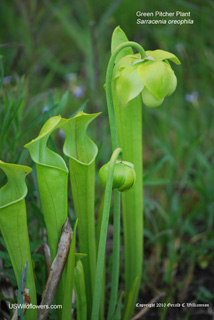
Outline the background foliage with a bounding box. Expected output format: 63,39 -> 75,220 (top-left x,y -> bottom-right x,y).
0,0 -> 214,319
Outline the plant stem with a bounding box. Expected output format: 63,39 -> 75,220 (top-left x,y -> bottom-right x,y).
107,188 -> 120,320
74,260 -> 87,320
91,148 -> 122,320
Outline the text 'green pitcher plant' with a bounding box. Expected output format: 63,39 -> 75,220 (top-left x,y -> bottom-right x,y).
0,161 -> 37,320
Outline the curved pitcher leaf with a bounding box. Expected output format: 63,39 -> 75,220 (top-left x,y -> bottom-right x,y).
25,116 -> 69,318
25,116 -> 68,261
61,111 -> 100,317
0,161 -> 37,320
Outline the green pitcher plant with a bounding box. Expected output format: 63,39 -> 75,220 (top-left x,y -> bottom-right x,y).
25,111 -> 100,318
25,116 -> 69,314
0,161 -> 37,320
105,26 -> 180,317
60,111 -> 99,317
25,116 -> 69,262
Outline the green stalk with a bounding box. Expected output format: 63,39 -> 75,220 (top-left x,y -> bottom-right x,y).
74,259 -> 87,320
107,188 -> 120,320
106,27 -> 146,317
61,111 -> 100,317
92,147 -> 122,320
0,161 -> 37,320
96,194 -> 105,320
123,277 -> 139,320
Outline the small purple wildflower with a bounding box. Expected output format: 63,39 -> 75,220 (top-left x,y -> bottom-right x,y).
72,85 -> 85,99
42,106 -> 49,113
185,91 -> 199,103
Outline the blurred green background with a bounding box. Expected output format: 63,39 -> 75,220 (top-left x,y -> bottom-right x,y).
0,0 -> 214,319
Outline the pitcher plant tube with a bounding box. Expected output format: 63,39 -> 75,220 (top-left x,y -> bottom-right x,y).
0,161 -> 37,320
61,111 -> 100,317
25,116 -> 69,314
25,116 -> 68,262
105,26 -> 180,317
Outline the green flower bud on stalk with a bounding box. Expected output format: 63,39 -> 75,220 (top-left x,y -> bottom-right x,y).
99,160 -> 136,192
113,48 -> 180,108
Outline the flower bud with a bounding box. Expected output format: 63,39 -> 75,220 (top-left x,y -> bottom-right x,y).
142,87 -> 164,108
114,49 -> 180,108
166,73 -> 177,96
99,160 -> 136,192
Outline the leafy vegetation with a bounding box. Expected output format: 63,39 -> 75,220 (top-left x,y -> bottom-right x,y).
0,0 -> 214,319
